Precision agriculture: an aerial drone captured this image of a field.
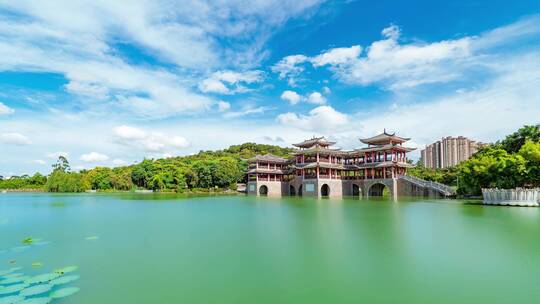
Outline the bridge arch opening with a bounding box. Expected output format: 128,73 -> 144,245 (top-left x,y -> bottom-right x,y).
368,183 -> 391,197
259,185 -> 268,196
321,184 -> 330,197
298,185 -> 303,196
290,185 -> 296,196
352,184 -> 361,197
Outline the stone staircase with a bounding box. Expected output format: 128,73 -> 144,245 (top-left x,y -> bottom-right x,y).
398,174 -> 456,197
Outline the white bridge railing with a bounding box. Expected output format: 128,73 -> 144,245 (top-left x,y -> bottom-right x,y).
397,174 -> 455,197
482,188 -> 540,206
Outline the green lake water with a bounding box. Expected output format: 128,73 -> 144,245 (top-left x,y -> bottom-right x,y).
1,193 -> 539,303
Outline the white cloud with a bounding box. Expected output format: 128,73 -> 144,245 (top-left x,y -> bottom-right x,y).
0,1 -> 323,117
217,101 -> 231,112
199,70 -> 263,94
313,26 -> 471,90
280,90 -> 327,105
0,133 -> 31,145
263,136 -> 285,143
0,102 -> 14,115
223,106 -> 271,119
112,158 -> 128,166
113,125 -> 190,153
271,54 -> 309,86
113,125 -> 146,140
47,151 -> 69,159
322,86 -> 331,94
281,90 -> 303,105
307,92 -> 327,105
277,17 -> 540,92
277,106 -> 349,132
32,159 -> 46,165
80,152 -> 109,163
311,45 -> 361,66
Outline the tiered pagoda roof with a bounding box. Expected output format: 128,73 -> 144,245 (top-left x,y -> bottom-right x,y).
292,146 -> 347,156
359,130 -> 411,145
352,143 -> 416,154
247,154 -> 288,163
293,136 -> 336,148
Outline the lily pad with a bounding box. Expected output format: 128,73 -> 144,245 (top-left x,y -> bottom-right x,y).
50,286 -> 80,298
20,283 -> 53,297
0,295 -> 24,304
50,275 -> 79,285
0,283 -> 28,295
1,272 -> 23,279
22,237 -> 35,245
0,275 -> 29,285
53,266 -> 78,275
31,262 -> 43,268
25,273 -> 60,285
19,298 -> 52,304
85,236 -> 99,241
0,268 -> 21,276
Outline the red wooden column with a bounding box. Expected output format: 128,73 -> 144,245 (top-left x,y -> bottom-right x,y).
383,167 -> 386,179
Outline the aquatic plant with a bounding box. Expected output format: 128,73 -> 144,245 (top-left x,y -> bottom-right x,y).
50,286 -> 80,298
25,273 -> 60,285
0,268 -> 21,276
18,298 -> 52,304
0,295 -> 24,304
85,236 -> 99,241
0,275 -> 29,285
53,266 -> 78,275
0,283 -> 28,295
50,275 -> 79,285
20,283 -> 53,297
22,237 -> 35,245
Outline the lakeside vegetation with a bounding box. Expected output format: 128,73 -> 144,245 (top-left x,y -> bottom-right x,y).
0,143 -> 293,193
409,125 -> 540,196
1,126 -> 538,196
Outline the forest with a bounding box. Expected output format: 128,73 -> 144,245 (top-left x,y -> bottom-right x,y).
0,143 -> 293,193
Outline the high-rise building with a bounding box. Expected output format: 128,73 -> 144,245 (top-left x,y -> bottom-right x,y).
421,136 -> 485,169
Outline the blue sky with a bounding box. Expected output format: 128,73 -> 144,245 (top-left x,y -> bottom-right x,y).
1,0 -> 540,175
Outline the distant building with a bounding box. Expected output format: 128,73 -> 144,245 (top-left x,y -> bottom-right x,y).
420,136 -> 485,169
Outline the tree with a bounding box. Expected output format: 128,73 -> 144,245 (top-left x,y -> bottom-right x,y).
498,125 -> 540,153
518,140 -> 540,187
46,171 -> 86,192
52,156 -> 70,173
457,147 -> 527,195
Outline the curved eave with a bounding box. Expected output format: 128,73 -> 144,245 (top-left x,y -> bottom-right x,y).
292,149 -> 346,156
247,169 -> 285,174
354,162 -> 415,169
353,145 -> 416,154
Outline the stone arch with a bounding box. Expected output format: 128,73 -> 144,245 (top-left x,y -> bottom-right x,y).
368,183 -> 389,197
290,185 -> 296,196
259,185 -> 268,196
352,184 -> 361,197
321,184 -> 330,197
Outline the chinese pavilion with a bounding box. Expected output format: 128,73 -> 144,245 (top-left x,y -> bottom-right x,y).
246,131 -> 433,199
